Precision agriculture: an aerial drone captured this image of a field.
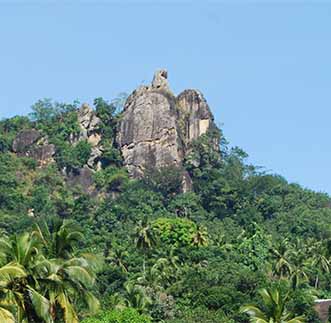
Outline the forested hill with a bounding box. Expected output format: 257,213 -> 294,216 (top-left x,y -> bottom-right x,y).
0,71 -> 330,322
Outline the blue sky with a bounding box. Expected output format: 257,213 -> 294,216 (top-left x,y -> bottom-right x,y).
0,2 -> 330,193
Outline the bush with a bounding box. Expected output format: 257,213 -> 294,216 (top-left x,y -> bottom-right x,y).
82,308 -> 152,323
152,217 -> 196,248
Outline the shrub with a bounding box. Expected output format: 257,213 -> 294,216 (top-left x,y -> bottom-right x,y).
82,308 -> 152,323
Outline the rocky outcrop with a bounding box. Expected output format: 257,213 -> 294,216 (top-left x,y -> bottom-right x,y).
77,103 -> 102,146
117,70 -> 184,178
12,129 -> 55,165
66,166 -> 97,196
177,89 -> 215,146
117,69 -> 219,189
27,144 -> 56,166
12,129 -> 42,153
76,104 -> 103,170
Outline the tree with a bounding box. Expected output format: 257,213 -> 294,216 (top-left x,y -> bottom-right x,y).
35,257 -> 99,322
135,216 -> 157,253
135,216 -> 157,274
270,239 -> 293,278
106,244 -> 129,273
241,287 -> 305,323
33,219 -> 84,259
191,225 -> 208,247
0,226 -> 100,323
0,263 -> 27,323
122,283 -> 151,314
309,244 -> 330,289
0,232 -> 53,322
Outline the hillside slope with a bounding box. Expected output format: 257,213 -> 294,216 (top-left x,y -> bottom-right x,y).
0,71 -> 330,322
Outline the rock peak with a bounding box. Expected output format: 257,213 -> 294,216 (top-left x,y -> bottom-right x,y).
116,70 -> 220,191
151,69 -> 169,90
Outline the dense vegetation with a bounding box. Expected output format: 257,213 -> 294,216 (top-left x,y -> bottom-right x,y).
0,98 -> 330,322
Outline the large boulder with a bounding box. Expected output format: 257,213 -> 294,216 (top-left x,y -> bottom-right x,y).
12,129 -> 42,153
74,104 -> 103,169
66,166 -> 97,196
116,70 -> 219,189
77,103 -> 101,144
117,70 -> 184,178
12,129 -> 55,166
27,144 -> 56,166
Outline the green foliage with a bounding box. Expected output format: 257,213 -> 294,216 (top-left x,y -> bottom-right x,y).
152,218 -> 197,248
238,224 -> 271,270
82,308 -> 151,323
0,115 -> 31,152
56,140 -> 92,171
0,99 -> 331,322
0,223 -> 99,322
143,166 -> 183,201
94,166 -> 128,193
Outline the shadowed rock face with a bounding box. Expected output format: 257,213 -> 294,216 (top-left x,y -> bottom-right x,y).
27,144 -> 55,165
12,129 -> 55,165
117,70 -> 219,189
66,166 -> 97,196
12,129 -> 42,153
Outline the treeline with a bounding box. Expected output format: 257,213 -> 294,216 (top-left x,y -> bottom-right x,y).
0,99 -> 331,322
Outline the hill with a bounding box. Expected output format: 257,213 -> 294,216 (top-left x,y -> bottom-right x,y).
0,70 -> 330,322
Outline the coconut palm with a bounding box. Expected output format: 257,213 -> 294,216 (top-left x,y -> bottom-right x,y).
135,216 -> 157,274
0,263 -> 27,323
191,225 -> 208,247
34,257 -> 100,323
33,219 -> 84,259
310,252 -> 330,289
289,265 -> 309,290
135,216 -> 157,253
122,282 -> 150,314
106,244 -> 129,273
0,226 -> 100,323
270,239 -> 293,278
0,233 -> 52,322
0,232 -> 41,269
241,287 -> 305,323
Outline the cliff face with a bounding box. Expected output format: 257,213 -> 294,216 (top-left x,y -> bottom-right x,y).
117,70 -> 219,187
117,70 -> 184,178
11,69 -> 219,192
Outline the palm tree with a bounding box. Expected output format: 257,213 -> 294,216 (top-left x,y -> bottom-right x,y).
135,216 -> 156,252
106,244 -> 129,273
135,216 -> 157,273
34,257 -> 100,323
289,265 -> 309,290
310,251 -> 330,289
33,219 -> 84,259
0,233 -> 52,322
0,232 -> 41,269
0,226 -> 100,323
270,239 -> 293,278
0,263 -> 27,323
191,225 -> 208,247
122,282 -> 150,314
240,287 -> 304,323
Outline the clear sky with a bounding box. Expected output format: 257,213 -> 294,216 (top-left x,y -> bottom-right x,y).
0,1 -> 330,193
